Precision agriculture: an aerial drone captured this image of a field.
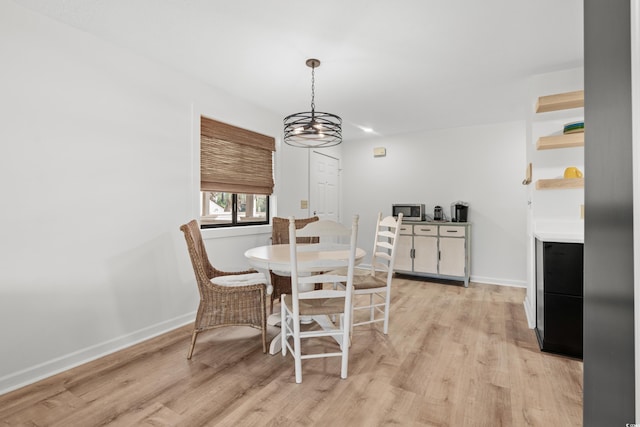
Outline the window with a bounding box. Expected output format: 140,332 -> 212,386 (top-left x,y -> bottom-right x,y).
200,192 -> 269,226
200,116 -> 275,228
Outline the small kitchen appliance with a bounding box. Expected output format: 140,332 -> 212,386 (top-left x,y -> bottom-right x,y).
433,206 -> 444,221
450,201 -> 469,222
392,204 -> 425,221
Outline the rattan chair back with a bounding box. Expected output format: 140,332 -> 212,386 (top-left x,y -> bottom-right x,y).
180,220 -> 267,357
269,216 -> 319,313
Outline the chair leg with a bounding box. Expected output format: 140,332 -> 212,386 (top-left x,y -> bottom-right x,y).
291,300 -> 302,383
187,330 -> 198,359
341,315 -> 350,379
369,294 -> 375,321
350,300 -> 355,337
281,296 -> 287,357
261,290 -> 267,353
383,291 -> 391,335
294,325 -> 302,384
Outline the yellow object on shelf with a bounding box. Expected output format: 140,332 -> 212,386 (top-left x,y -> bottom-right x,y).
564,167 -> 583,179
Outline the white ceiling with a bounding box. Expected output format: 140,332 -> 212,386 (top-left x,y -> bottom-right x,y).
14,0 -> 584,141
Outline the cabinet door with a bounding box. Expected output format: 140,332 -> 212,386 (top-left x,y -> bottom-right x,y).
543,242 -> 583,296
544,293 -> 583,358
439,237 -> 466,277
413,236 -> 438,274
395,234 -> 413,271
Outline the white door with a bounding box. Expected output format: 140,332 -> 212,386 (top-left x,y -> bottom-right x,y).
309,151 -> 339,221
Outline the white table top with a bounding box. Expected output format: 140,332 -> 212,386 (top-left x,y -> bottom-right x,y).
245,243 -> 366,272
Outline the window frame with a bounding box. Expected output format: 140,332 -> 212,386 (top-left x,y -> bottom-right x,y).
200,193 -> 270,229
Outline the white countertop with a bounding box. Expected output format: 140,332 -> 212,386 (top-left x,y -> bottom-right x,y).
533,220 -> 584,243
534,231 -> 584,243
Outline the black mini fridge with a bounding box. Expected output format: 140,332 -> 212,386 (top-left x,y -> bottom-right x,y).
535,239 -> 584,359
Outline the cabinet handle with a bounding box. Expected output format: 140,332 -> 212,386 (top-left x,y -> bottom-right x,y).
446,230 -> 458,233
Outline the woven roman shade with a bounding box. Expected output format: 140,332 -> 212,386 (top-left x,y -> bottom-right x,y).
201,116 -> 275,195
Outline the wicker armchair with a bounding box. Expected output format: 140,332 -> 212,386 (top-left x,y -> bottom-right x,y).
180,220 -> 267,358
269,216 -> 320,313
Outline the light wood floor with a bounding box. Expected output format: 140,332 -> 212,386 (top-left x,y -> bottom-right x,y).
0,278 -> 583,426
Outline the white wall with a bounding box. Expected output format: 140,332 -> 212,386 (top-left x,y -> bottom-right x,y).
341,121 -> 528,286
0,1 -> 285,393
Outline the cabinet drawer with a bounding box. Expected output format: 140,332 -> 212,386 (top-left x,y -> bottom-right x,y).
439,226 -> 466,237
399,225 -> 413,235
414,225 -> 438,236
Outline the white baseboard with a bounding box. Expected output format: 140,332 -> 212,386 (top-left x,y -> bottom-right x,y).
0,311 -> 196,396
523,295 -> 536,329
470,275 -> 527,288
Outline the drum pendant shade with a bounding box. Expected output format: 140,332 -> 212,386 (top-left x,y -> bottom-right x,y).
284,58 -> 342,148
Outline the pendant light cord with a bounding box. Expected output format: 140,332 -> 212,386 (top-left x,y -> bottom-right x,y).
310,64 -> 316,114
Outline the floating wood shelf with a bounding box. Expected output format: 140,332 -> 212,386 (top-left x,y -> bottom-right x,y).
536,132 -> 584,150
535,90 -> 585,113
536,178 -> 584,190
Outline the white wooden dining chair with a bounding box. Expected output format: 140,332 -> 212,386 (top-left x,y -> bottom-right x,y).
280,215 -> 359,383
346,212 -> 403,335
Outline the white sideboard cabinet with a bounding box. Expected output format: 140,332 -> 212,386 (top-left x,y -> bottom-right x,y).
395,222 -> 471,286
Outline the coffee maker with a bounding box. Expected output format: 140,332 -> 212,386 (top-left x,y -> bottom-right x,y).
433,205 -> 444,221
451,201 -> 469,222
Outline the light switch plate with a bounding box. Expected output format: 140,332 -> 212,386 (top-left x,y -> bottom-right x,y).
373,147 -> 386,157
301,200 -> 308,209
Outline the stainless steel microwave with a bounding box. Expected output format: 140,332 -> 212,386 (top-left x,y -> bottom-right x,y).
392,204 -> 425,221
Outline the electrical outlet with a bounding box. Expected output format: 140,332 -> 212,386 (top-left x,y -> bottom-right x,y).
300,200 -> 308,209
580,204 -> 584,219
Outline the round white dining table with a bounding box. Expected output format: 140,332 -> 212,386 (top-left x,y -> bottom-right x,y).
244,243 -> 366,354
245,243 -> 366,273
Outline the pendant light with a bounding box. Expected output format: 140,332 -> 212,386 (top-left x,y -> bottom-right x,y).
284,58 -> 342,148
